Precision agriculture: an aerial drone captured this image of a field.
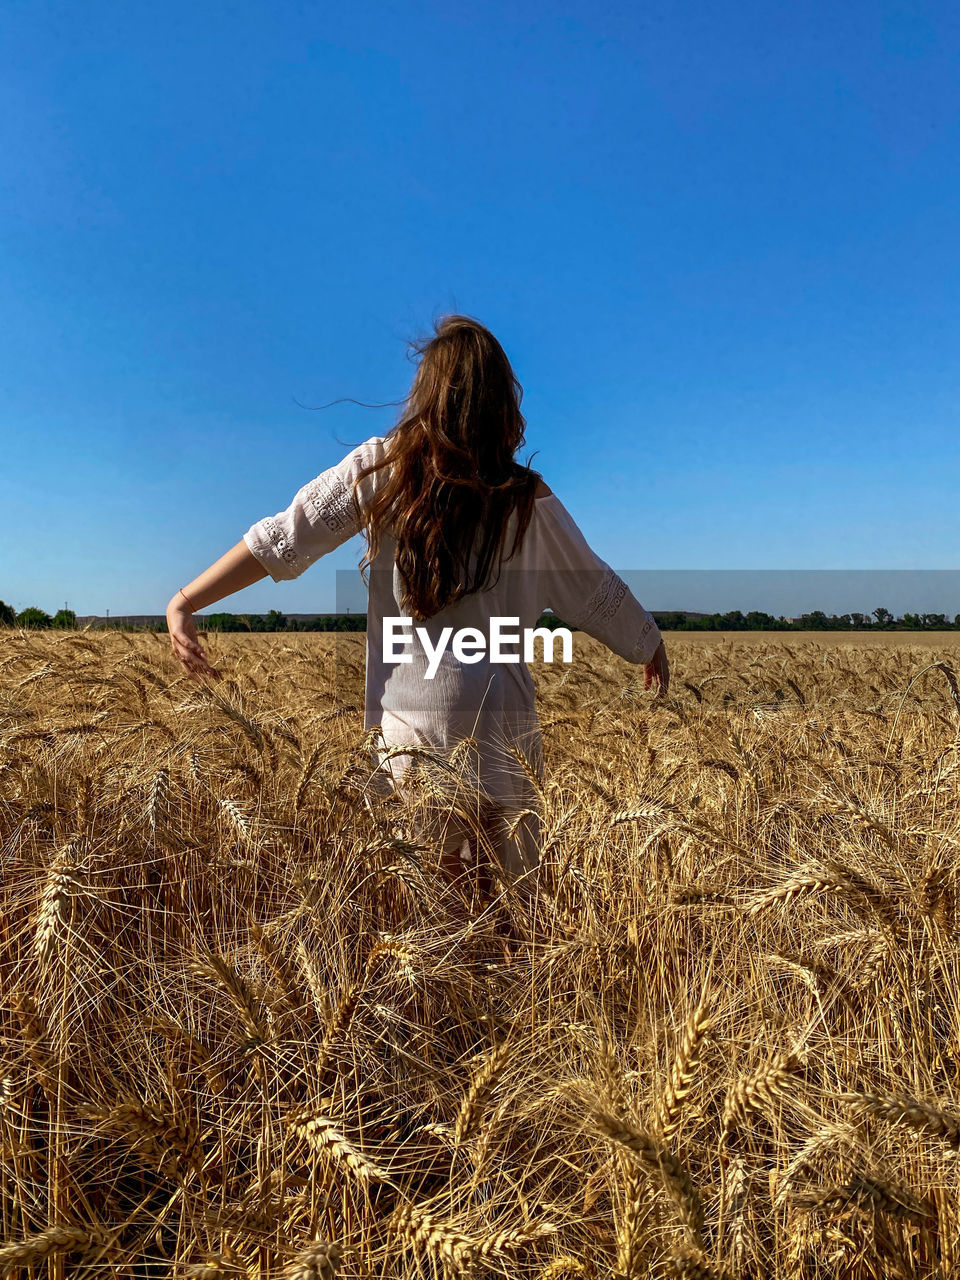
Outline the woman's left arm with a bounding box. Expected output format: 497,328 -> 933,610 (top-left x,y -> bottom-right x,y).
166,540 -> 267,681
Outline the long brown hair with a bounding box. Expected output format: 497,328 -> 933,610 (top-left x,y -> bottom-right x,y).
354,315 -> 541,621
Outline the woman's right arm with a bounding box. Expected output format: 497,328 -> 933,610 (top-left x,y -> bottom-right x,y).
166,540 -> 267,681
166,436 -> 386,681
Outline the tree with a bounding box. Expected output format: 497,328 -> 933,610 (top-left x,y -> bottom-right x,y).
265,609 -> 287,631
872,607 -> 894,628
745,611 -> 777,630
720,610 -> 746,629
16,607 -> 53,629
0,600 -> 15,627
53,609 -> 76,629
798,610 -> 830,629
206,612 -> 242,632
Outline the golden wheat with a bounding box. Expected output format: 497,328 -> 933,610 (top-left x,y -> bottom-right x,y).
3,629 -> 960,1275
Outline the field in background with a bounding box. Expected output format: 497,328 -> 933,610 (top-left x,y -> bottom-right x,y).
2,629 -> 960,1278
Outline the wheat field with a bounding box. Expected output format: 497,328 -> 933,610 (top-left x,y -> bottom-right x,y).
2,628 -> 960,1279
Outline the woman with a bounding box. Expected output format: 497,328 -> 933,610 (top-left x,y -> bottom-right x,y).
166,315 -> 669,921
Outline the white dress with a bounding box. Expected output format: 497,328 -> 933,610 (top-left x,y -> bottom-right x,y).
242,435 -> 662,880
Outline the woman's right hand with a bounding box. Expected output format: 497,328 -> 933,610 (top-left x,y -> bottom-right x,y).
166,597 -> 222,682
643,640 -> 669,699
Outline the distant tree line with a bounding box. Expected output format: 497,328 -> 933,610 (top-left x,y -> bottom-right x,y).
0,605 -> 575,633
0,602 -> 77,629
0,603 -> 366,632
201,611 -> 367,632
3,601 -> 960,632
651,607 -> 960,630
194,611 -> 575,633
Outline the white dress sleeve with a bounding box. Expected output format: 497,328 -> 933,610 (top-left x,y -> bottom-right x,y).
242,436 -> 387,582
537,497 -> 662,665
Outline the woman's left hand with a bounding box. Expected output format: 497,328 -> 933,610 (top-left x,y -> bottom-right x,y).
166,598 -> 222,682
643,639 -> 669,699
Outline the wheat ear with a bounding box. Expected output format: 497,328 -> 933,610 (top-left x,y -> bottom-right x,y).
454,1040 -> 511,1144
840,1089 -> 960,1149
665,1244 -> 733,1280
591,1105 -> 703,1244
657,1001 -> 713,1141
0,1226 -> 106,1273
287,1108 -> 389,1183
722,1052 -> 799,1136
282,1239 -> 345,1278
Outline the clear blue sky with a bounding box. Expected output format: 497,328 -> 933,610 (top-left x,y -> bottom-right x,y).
2,0 -> 959,617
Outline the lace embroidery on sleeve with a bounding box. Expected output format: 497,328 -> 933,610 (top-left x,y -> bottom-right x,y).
629,615 -> 657,661
304,470 -> 358,534
261,515 -> 300,571
583,566 -> 629,623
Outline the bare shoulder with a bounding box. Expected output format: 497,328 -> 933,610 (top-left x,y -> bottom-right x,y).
534,477 -> 553,499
